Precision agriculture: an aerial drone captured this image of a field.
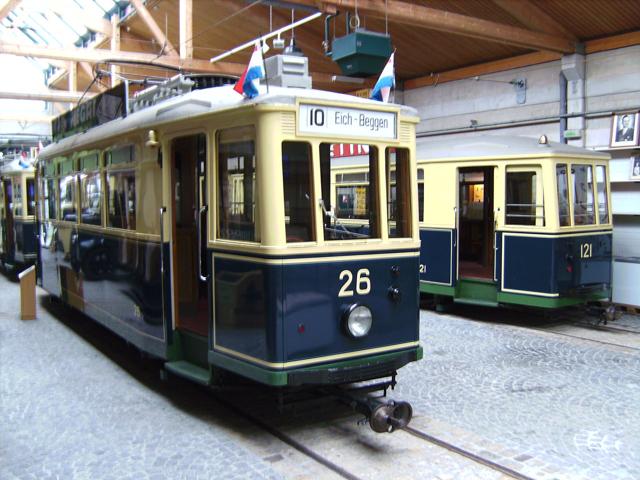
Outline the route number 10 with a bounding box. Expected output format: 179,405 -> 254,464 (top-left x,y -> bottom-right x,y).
309,108 -> 325,126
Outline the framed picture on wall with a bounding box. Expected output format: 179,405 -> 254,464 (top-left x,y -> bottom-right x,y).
631,156 -> 640,181
610,111 -> 639,147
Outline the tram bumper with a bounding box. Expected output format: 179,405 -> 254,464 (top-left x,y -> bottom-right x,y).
287,347 -> 422,386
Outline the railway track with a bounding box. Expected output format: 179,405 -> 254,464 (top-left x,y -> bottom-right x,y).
401,425 -> 536,480
212,386 -> 530,480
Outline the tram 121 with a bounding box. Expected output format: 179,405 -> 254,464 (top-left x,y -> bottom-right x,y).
416,135 -> 612,309
0,153 -> 37,271
36,64 -> 421,432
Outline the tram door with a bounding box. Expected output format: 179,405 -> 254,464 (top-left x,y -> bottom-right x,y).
2,180 -> 14,256
170,134 -> 209,337
458,167 -> 494,279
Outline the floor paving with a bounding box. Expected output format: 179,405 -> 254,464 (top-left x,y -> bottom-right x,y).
396,308 -> 640,480
2,269 -> 640,479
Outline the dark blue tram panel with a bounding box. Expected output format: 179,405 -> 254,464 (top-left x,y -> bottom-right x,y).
419,228 -> 456,288
212,251 -> 420,385
500,232 -> 612,304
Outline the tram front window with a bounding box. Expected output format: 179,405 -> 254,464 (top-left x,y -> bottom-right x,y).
572,164 -> 595,225
282,142 -> 314,243
320,143 -> 380,240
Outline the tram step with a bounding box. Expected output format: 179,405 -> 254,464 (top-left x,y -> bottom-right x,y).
453,297 -> 499,307
165,360 -> 211,386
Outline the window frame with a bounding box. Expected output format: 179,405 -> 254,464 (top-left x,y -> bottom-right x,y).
215,125 -> 260,244
104,144 -> 138,231
321,142 -> 381,242
281,141 -> 315,244
504,165 -> 545,228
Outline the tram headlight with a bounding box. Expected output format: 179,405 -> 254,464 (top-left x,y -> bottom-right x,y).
343,304 -> 373,338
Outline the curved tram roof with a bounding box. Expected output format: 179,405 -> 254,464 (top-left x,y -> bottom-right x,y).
416,135 -> 610,161
41,85 -> 418,160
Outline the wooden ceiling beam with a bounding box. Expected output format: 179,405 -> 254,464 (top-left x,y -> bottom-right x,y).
405,51 -> 561,90
0,41 -> 245,75
491,0 -> 576,41
0,0 -> 21,21
179,0 -> 193,60
129,0 -> 178,57
0,89 -> 95,103
295,0 -> 575,53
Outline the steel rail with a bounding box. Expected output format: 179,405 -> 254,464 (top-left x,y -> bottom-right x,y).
402,425 -> 536,480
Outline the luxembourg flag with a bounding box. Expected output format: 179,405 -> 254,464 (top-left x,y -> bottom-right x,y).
234,42 -> 265,99
370,52 -> 395,103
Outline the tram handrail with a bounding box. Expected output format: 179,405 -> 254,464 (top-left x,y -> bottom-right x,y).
197,205 -> 208,282
159,206 -> 166,328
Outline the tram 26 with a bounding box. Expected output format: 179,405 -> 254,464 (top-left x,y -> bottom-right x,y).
37,77 -> 422,431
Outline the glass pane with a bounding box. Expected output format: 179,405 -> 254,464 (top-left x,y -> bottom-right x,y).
106,171 -> 136,229
506,171 -> 543,226
282,142 -> 314,243
572,164 -> 595,225
59,175 -> 77,221
13,179 -> 22,216
387,148 -> 412,237
596,165 -> 609,224
320,143 -> 379,240
418,182 -> 424,223
80,172 -> 102,225
45,178 -> 57,220
556,164 -> 570,227
26,178 -> 35,216
217,126 -> 258,242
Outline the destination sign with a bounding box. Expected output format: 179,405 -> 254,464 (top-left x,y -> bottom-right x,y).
298,103 -> 397,140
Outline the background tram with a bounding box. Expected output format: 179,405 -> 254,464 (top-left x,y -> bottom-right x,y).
36,70 -> 422,409
0,153 -> 37,271
417,135 -> 612,309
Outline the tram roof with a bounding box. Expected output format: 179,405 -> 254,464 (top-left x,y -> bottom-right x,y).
40,85 -> 418,159
416,135 -> 610,161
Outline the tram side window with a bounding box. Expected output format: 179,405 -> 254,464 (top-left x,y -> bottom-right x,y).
59,175 -> 77,221
217,126 -> 258,242
505,170 -> 543,226
572,164 -> 595,225
386,148 -> 412,237
80,172 -> 102,225
417,168 -> 425,223
106,171 -> 135,230
26,178 -> 35,216
282,142 -> 314,243
13,180 -> 22,216
556,164 -> 570,226
43,178 -> 57,220
596,165 -> 609,224
320,143 -> 379,240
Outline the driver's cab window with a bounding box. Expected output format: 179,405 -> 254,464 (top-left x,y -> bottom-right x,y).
320,143 -> 380,240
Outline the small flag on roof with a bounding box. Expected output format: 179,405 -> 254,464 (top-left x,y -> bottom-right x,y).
370,52 -> 395,103
234,42 -> 266,99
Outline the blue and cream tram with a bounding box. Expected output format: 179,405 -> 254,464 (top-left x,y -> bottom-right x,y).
0,153 -> 37,270
36,70 -> 422,395
417,135 -> 612,309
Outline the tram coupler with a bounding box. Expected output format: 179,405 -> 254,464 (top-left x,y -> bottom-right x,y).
329,384 -> 413,433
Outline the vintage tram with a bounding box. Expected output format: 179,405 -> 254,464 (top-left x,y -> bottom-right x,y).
36,65 -> 421,430
0,153 -> 37,271
416,135 -> 612,309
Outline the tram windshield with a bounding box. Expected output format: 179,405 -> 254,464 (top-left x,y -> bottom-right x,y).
320,143 -> 380,240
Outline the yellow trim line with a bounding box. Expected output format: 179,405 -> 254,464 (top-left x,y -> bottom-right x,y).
214,341 -> 421,369
213,251 -> 419,265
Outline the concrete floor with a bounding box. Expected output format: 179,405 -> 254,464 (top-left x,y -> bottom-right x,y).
1,272 -> 639,480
